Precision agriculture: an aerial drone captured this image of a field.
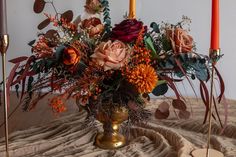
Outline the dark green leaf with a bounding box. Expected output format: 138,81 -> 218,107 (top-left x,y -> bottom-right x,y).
101,0 -> 109,6
15,84 -> 20,98
27,76 -> 34,99
105,19 -> 111,25
28,40 -> 36,47
152,83 -> 168,96
191,63 -> 209,81
104,7 -> 110,11
150,22 -> 160,33
55,46 -> 65,61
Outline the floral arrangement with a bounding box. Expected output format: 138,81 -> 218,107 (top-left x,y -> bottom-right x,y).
2,0 -> 225,124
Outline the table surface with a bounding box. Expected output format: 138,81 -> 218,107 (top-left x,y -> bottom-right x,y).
0,94 -> 235,157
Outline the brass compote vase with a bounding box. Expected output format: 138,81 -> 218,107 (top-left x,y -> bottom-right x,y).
95,106 -> 129,149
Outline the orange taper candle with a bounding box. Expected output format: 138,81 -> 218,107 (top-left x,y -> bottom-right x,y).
210,0 -> 220,50
129,0 -> 136,19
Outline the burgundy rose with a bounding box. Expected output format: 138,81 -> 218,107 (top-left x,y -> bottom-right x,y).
111,19 -> 147,43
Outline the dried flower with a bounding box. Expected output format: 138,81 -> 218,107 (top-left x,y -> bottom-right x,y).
84,0 -> 103,14
91,40 -> 130,71
61,18 -> 77,32
166,27 -> 193,53
132,46 -> 151,65
63,47 -> 81,65
111,19 -> 147,43
81,17 -> 104,37
126,64 -> 158,93
49,97 -> 67,113
33,37 -> 54,57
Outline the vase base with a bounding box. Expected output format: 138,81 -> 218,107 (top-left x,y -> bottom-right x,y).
95,132 -> 126,149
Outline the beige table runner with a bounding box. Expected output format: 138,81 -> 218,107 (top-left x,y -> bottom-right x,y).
0,99 -> 235,157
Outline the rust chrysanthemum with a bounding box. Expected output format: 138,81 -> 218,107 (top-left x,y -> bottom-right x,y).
126,64 -> 158,94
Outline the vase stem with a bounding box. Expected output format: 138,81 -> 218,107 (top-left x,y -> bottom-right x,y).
95,108 -> 128,149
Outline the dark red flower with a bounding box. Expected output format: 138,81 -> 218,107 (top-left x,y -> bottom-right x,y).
111,19 -> 147,43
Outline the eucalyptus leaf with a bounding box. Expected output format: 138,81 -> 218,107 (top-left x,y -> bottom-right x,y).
105,19 -> 111,25
150,22 -> 160,33
152,83 -> 168,96
55,46 -> 65,61
191,62 -> 209,81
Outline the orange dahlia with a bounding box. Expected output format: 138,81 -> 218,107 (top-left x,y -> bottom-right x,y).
127,64 -> 158,93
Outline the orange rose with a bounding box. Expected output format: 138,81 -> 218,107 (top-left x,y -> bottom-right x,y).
63,47 -> 80,66
166,28 -> 193,53
81,17 -> 104,37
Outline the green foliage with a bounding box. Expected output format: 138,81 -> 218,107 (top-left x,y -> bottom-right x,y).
100,0 -> 112,34
28,40 -> 36,47
152,83 -> 168,96
158,53 -> 209,81
177,54 -> 209,81
55,46 -> 65,61
144,36 -> 158,58
190,61 -> 209,81
27,76 -> 34,98
161,36 -> 172,52
150,22 -> 160,33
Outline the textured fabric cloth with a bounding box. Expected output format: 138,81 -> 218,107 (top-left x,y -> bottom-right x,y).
0,99 -> 235,157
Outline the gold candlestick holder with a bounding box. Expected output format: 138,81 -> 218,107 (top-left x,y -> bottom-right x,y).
191,49 -> 223,157
0,34 -> 10,157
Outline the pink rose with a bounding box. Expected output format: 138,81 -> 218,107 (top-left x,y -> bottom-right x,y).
91,40 -> 130,71
166,28 -> 194,53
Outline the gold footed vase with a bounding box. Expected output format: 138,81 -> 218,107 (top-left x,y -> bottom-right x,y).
95,107 -> 129,149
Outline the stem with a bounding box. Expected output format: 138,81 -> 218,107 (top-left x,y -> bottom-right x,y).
48,1 -> 59,19
206,67 -> 215,157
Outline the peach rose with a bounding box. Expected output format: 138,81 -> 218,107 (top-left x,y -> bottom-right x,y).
91,40 -> 130,71
63,47 -> 80,66
84,0 -> 103,14
81,17 -> 104,37
166,28 -> 193,53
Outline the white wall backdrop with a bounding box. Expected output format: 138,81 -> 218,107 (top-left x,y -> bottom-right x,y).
1,0 -> 236,99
